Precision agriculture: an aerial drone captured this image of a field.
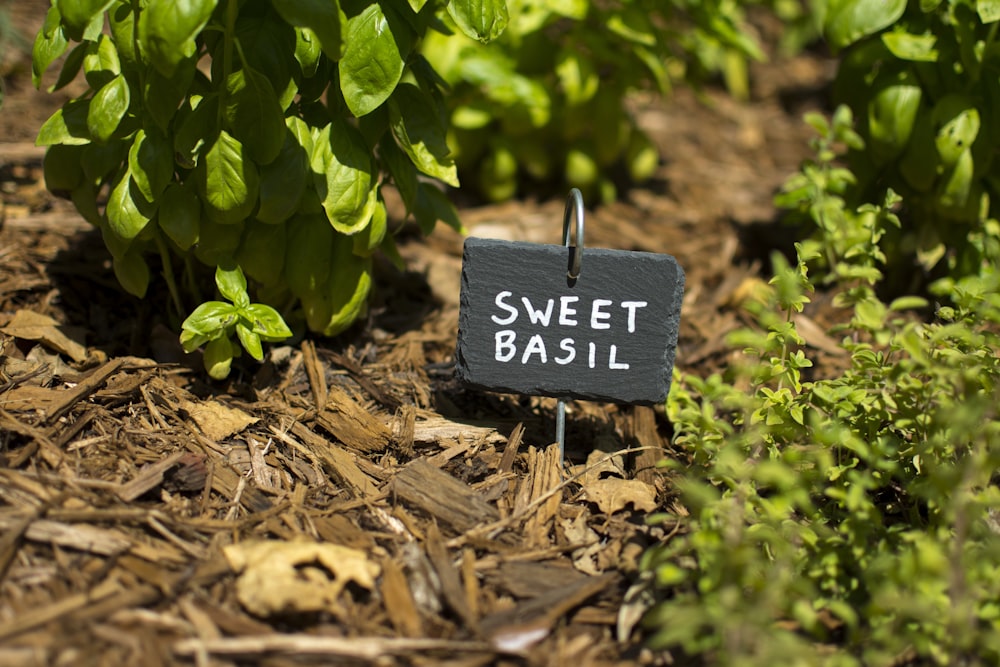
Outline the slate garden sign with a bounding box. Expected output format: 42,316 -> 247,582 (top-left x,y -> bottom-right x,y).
456,191 -> 685,422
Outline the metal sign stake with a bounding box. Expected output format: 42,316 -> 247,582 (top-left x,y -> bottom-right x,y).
557,188 -> 585,462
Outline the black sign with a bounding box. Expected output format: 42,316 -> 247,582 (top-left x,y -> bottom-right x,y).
456,237 -> 684,405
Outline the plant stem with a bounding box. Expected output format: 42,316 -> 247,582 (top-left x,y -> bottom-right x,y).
183,254 -> 202,305
218,0 -> 237,127
155,231 -> 184,319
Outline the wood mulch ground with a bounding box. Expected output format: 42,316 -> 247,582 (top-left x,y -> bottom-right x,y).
0,4 -> 845,664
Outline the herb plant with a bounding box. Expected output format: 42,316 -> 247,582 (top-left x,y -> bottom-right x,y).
421,0 -> 765,203
641,109 -> 1000,664
810,0 -> 1000,284
32,0 -> 506,376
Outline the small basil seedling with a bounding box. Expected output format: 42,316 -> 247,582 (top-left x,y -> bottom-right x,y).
180,266 -> 292,379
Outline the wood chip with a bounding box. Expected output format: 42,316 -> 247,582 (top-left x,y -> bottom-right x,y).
172,635 -> 492,661
392,459 -> 499,534
315,386 -> 391,453
426,522 -> 476,629
480,573 -> 619,652
0,309 -> 87,363
116,451 -> 187,502
630,406 -> 666,488
290,422 -> 380,498
380,556 -> 424,638
520,445 -> 563,548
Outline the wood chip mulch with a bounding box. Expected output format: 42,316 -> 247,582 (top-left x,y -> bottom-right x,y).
0,274 -> 680,666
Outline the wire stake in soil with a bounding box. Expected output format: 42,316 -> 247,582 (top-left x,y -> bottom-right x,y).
556,188 -> 586,463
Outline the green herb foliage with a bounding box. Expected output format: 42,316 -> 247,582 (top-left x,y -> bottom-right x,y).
809,0 -> 1000,286
421,0 -> 766,203
32,0 -> 504,376
642,108 -> 1000,664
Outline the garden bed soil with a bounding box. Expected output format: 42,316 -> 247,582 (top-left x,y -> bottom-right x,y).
0,4 -> 843,665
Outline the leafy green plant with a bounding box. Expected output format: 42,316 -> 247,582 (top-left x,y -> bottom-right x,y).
640,109 -> 1000,664
32,0 -> 505,376
811,0 -> 1000,284
421,0 -> 765,203
180,265 -> 291,380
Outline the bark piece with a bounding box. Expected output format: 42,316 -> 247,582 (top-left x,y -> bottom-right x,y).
392,459 -> 498,534
380,556 -> 423,638
630,405 -> 665,487
315,386 -> 391,453
480,572 -> 618,652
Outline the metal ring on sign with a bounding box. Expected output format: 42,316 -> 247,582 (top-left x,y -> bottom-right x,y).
562,188 -> 585,280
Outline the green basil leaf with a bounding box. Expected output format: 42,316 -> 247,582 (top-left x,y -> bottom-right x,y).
357,103 -> 389,148
224,66 -> 286,165
235,323 -> 264,361
32,7 -> 68,90
107,167 -> 155,240
379,135 -> 418,211
145,57 -> 197,132
128,128 -> 174,202
339,1 -> 413,117
194,218 -> 245,266
548,0 -> 586,19
43,144 -> 86,194
309,234 -> 372,336
35,100 -> 90,146
179,329 -> 211,353
50,42 -> 87,93
287,112 -> 314,154
298,59 -> 333,104
881,31 -> 938,62
216,265 -> 250,308
270,0 -> 345,60
203,335 -> 236,379
72,185 -> 103,226
980,0 -> 1000,23
866,73 -> 922,167
54,0 -> 115,40
87,74 -> 131,143
824,0 -> 907,51
109,0 -> 139,71
294,26 -> 323,78
83,35 -> 121,89
352,194 -> 387,256
447,0 -> 508,43
82,138 -> 127,182
174,94 -> 220,169
256,120 -> 310,224
236,13 -> 298,111
388,82 -> 458,186
235,219 -> 286,285
310,120 -> 377,234
159,181 -> 201,250
112,247 -> 151,298
197,130 -> 260,224
243,303 -> 293,339
458,53 -> 550,130
937,147 -> 974,209
99,217 -> 131,259
413,181 -> 462,234
284,213 -> 333,297
932,94 -> 980,167
181,301 -> 238,336
139,0 -> 218,77
555,49 -> 599,106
